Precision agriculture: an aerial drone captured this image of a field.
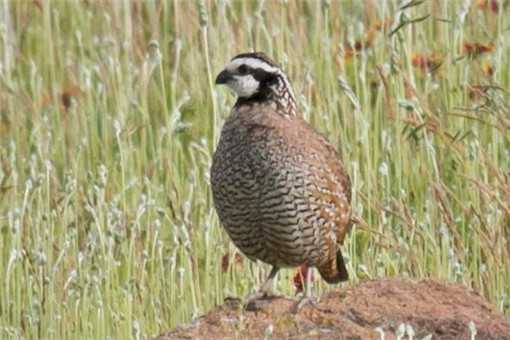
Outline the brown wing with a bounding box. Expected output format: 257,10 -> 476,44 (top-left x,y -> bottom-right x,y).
241,109 -> 352,282
290,117 -> 352,242
255,112 -> 352,244
282,116 -> 352,283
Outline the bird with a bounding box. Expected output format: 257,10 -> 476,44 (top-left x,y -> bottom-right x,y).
210,52 -> 352,308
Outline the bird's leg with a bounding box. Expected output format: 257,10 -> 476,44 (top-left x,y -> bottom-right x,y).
243,266 -> 281,309
245,266 -> 280,300
293,266 -> 319,313
304,265 -> 312,298
259,265 -> 280,294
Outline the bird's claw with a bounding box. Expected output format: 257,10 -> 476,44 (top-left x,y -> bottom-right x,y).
292,295 -> 321,313
243,289 -> 283,311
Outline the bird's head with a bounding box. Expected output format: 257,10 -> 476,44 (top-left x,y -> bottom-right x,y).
215,52 -> 293,101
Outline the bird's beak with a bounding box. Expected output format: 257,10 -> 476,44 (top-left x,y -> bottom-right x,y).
215,70 -> 231,85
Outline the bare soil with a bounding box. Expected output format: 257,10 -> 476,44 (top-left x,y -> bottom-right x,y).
156,278 -> 510,339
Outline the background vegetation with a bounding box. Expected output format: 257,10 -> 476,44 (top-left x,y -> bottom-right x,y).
0,0 -> 509,338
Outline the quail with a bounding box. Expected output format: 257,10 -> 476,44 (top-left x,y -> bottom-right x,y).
211,52 -> 352,305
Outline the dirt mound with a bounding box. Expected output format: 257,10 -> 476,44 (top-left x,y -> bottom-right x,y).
156,278 -> 510,339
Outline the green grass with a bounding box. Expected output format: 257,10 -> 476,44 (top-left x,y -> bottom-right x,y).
1,0 -> 509,338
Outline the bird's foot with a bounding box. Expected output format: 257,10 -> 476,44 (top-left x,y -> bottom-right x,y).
243,289 -> 283,311
223,296 -> 243,309
292,295 -> 322,314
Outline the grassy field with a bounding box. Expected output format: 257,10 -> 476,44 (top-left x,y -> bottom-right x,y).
1,0 -> 509,338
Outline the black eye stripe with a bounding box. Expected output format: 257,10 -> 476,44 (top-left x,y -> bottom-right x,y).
251,68 -> 277,83
238,64 -> 249,74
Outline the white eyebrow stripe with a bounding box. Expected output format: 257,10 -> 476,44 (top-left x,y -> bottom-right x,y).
227,58 -> 279,73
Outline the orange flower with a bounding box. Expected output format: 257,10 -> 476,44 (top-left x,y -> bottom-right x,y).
221,252 -> 243,272
372,17 -> 394,32
32,0 -> 43,11
482,62 -> 494,76
475,0 -> 499,13
61,86 -> 81,111
342,17 -> 392,62
40,85 -> 81,112
342,27 -> 377,62
468,85 -> 489,101
411,52 -> 442,73
463,41 -> 496,57
343,38 -> 372,61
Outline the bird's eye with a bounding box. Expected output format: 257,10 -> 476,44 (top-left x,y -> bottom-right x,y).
238,65 -> 248,74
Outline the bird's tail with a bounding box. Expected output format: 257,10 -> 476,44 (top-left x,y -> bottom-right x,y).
317,248 -> 349,284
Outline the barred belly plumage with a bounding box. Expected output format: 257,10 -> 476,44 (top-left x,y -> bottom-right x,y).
211,133 -> 317,267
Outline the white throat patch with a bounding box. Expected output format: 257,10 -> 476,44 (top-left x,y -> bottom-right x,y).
227,74 -> 260,98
